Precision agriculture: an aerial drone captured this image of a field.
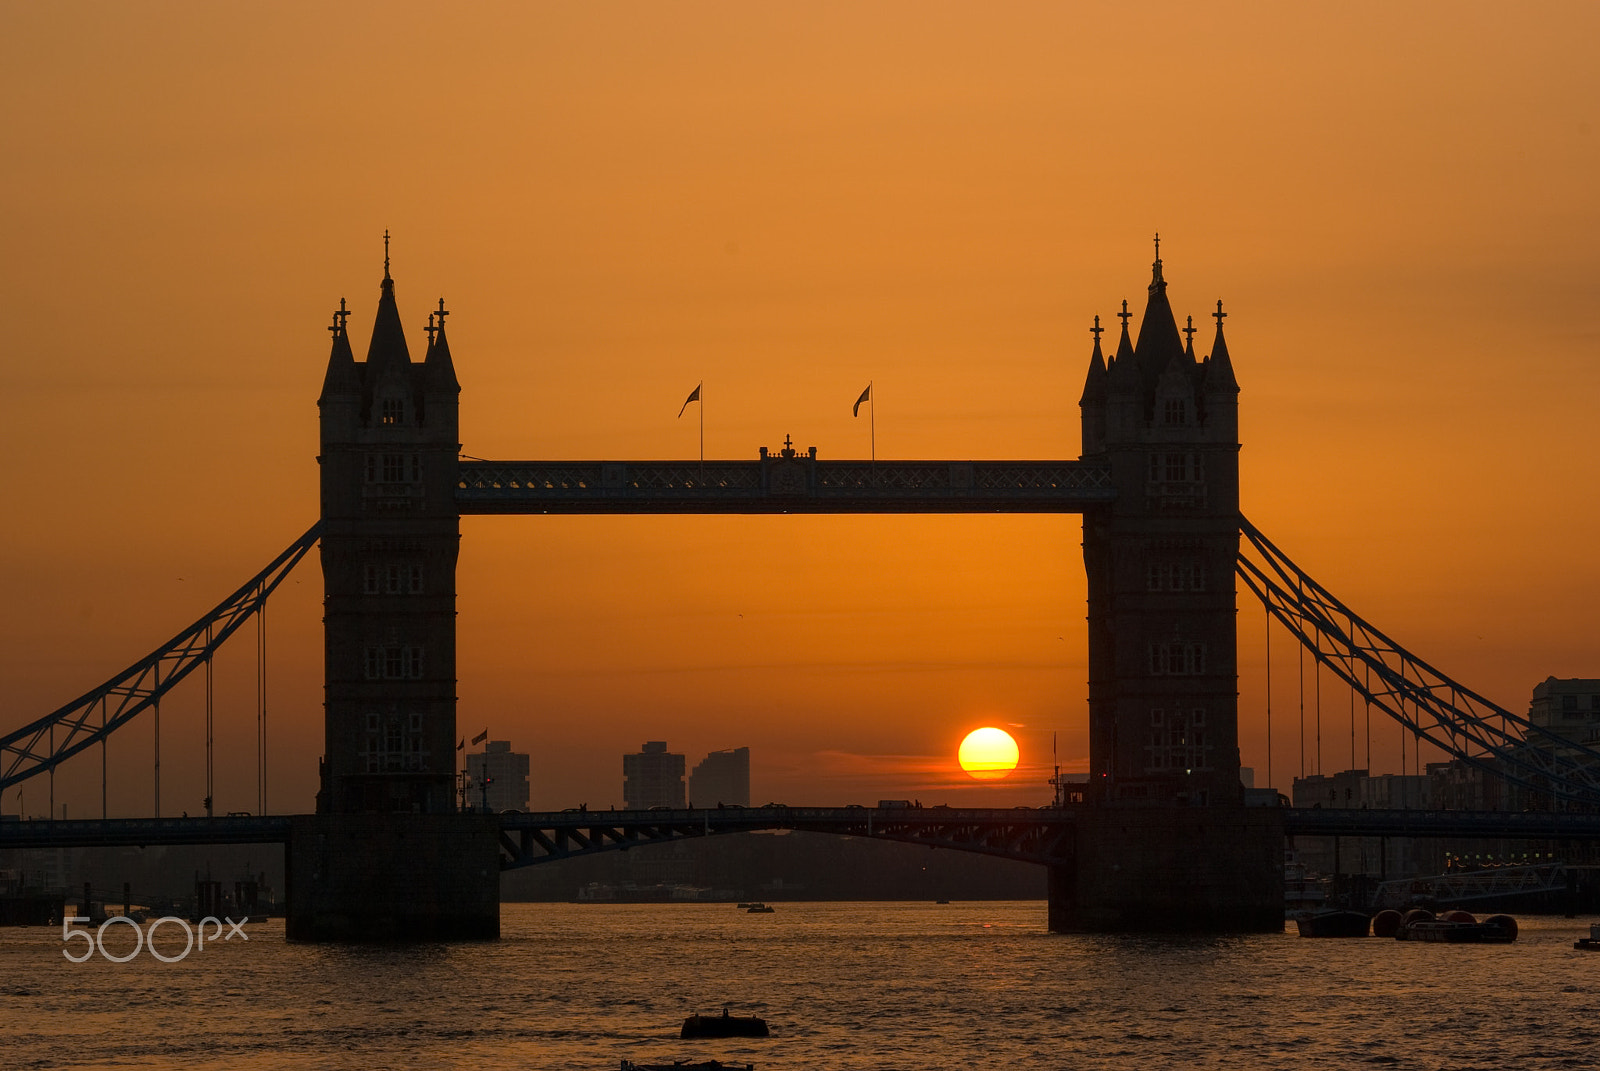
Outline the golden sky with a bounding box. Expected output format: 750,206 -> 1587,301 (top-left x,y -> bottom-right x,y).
2,2 -> 1596,816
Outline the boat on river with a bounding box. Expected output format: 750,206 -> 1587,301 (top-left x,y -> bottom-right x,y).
681,1008 -> 770,1039
1395,909 -> 1517,943
1293,909 -> 1371,938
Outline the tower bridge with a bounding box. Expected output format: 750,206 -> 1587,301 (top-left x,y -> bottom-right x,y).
8,240 -> 1600,940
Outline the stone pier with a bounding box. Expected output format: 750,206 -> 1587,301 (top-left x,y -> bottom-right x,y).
1048,805 -> 1284,932
286,815 -> 500,941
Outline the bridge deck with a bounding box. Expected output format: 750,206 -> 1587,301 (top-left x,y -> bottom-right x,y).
455,459 -> 1116,514
7,808 -> 1599,858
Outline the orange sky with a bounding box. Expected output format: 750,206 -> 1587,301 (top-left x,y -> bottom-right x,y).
2,2 -> 1597,817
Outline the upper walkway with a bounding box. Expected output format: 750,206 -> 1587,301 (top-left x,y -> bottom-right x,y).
455,458 -> 1116,514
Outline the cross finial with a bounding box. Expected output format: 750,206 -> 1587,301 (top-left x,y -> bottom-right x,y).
1153,232 -> 1161,262
435,297 -> 449,330
425,312 -> 436,346
329,297 -> 350,336
1183,315 -> 1196,347
1117,299 -> 1131,328
1090,315 -> 1103,343
1213,298 -> 1227,327
383,230 -> 391,279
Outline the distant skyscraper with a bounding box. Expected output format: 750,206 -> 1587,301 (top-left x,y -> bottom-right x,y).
623,741 -> 686,809
466,740 -> 531,812
690,747 -> 750,807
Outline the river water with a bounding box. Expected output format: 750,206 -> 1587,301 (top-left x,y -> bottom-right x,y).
3,902 -> 1597,1070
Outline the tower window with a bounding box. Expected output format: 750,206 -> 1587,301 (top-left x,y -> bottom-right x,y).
1149,642 -> 1207,676
381,398 -> 404,425
368,453 -> 422,484
362,645 -> 426,680
1163,399 -> 1187,425
1146,560 -> 1207,592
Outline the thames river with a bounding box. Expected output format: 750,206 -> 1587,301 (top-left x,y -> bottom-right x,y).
3,902 -> 1597,1070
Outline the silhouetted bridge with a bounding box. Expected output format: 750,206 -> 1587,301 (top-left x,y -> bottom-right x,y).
10,245 -> 1600,937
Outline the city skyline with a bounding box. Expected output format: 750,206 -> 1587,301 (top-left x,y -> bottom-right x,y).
3,4 -> 1598,819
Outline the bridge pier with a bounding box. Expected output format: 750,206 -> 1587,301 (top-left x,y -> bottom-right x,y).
286,815 -> 499,941
1048,805 -> 1283,932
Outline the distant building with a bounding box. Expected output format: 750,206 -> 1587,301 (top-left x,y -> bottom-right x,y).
690,747 -> 750,807
1359,773 -> 1429,810
1527,677 -> 1600,745
1512,676 -> 1600,810
1429,758 -> 1506,811
624,741 -> 685,809
466,741 -> 531,813
1291,769 -> 1369,810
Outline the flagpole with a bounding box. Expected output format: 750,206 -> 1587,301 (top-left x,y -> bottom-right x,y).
699,381 -> 705,478
869,380 -> 875,467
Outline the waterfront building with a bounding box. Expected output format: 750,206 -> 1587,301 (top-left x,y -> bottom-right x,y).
466,740 -> 531,812
623,741 -> 686,809
1291,768 -> 1433,880
1527,677 -> 1600,743
1504,677 -> 1600,811
690,747 -> 750,807
1291,769 -> 1368,810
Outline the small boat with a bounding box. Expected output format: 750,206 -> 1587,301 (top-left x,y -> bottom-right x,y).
735,903 -> 753,909
1293,909 -> 1371,938
1395,910 -> 1517,944
745,903 -> 774,914
621,1061 -> 753,1071
681,1007 -> 770,1039
1575,923 -> 1600,951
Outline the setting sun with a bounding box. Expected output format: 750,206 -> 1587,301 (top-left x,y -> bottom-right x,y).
958,727 -> 1019,781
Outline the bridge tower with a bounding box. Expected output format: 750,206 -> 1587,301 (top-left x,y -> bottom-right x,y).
316,253 -> 461,815
1057,243 -> 1281,931
1081,242 -> 1242,805
295,251 -> 497,940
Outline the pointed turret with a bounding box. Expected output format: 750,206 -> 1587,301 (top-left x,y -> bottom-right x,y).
1202,298 -> 1239,394
318,299 -> 359,405
424,300 -> 461,395
1133,235 -> 1185,400
1080,316 -> 1109,456
366,265 -> 412,373
1079,315 -> 1108,407
1106,298 -> 1138,391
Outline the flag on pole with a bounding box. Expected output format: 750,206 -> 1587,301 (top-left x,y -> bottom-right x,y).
456,739 -> 465,751
853,383 -> 871,417
471,729 -> 489,745
678,382 -> 702,418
